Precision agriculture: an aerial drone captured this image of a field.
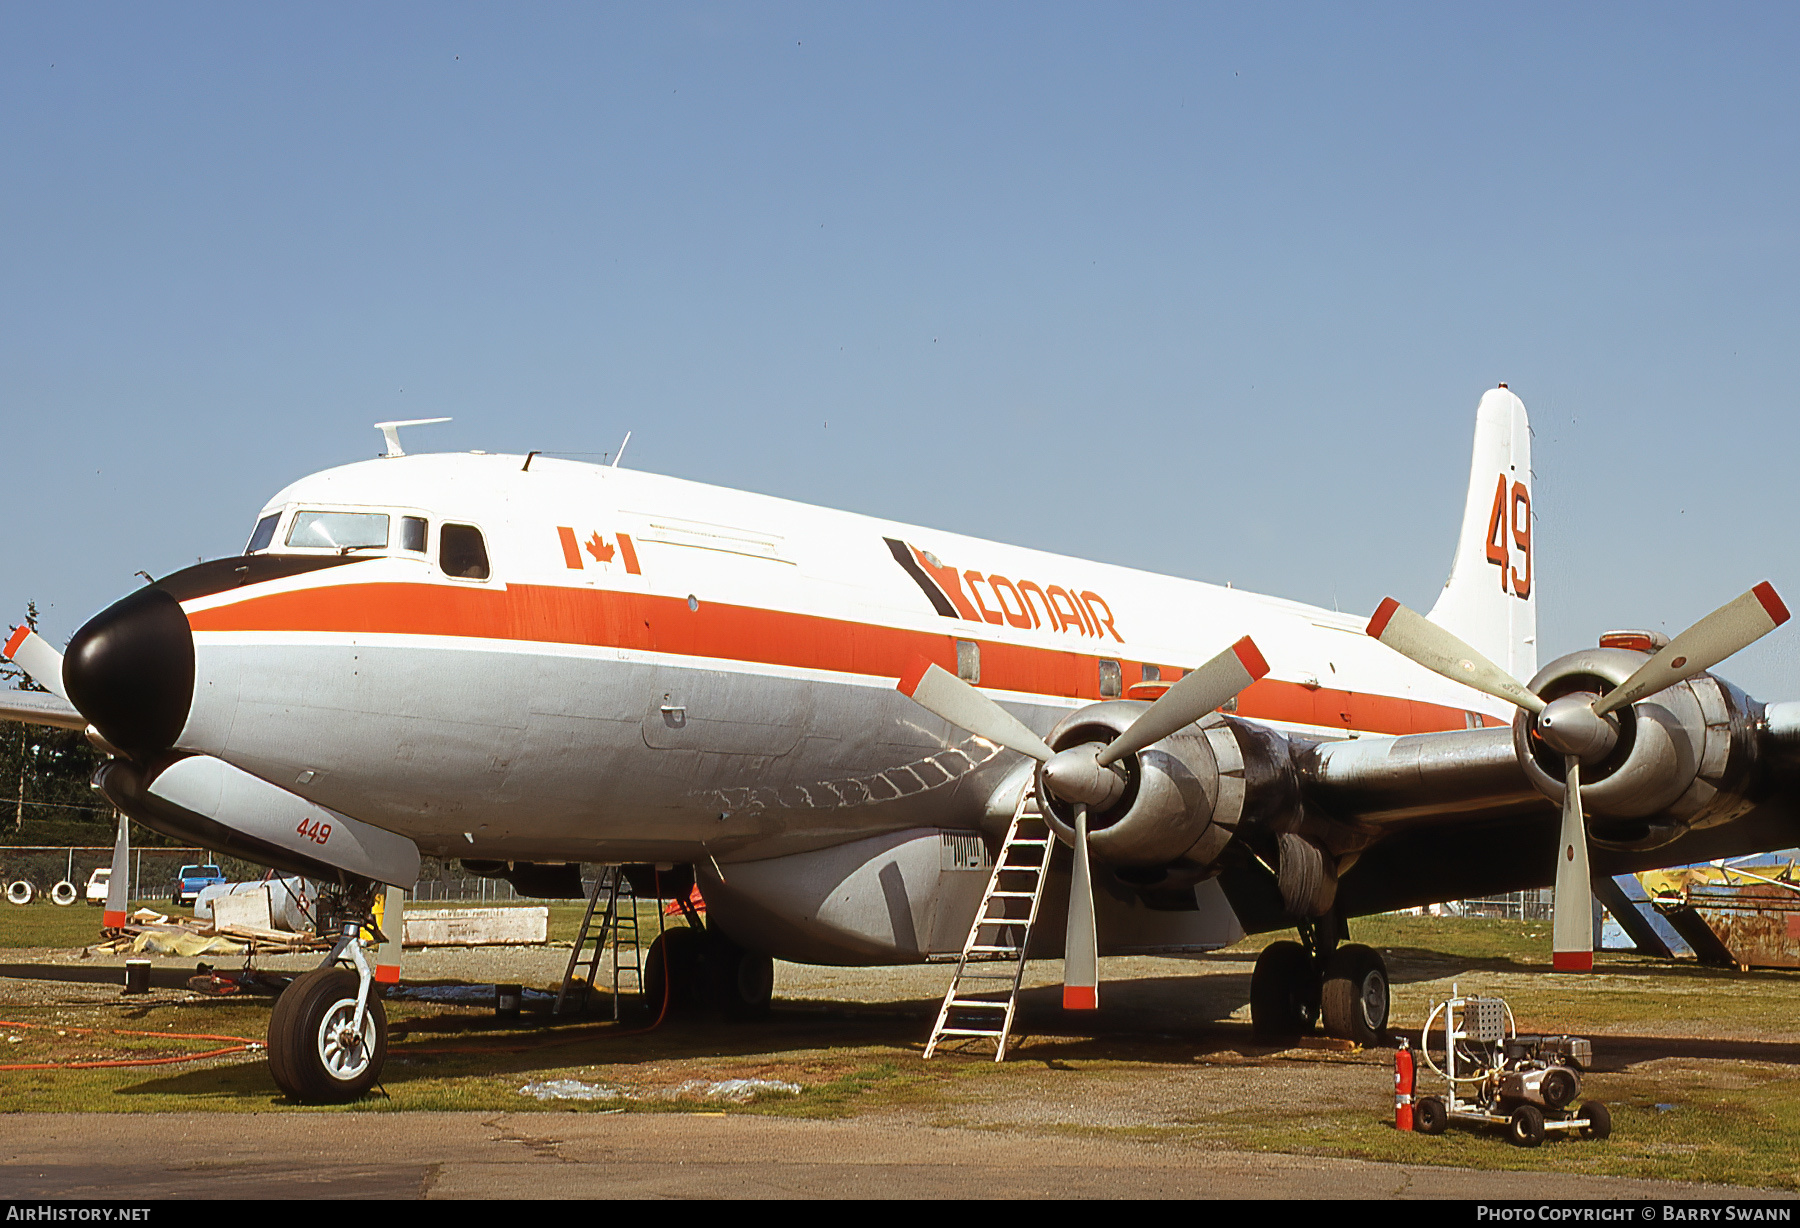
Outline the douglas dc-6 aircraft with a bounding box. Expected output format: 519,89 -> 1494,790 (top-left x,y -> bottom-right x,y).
6,387 -> 1800,1102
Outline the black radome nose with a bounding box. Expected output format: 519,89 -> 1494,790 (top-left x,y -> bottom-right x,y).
63,585 -> 194,756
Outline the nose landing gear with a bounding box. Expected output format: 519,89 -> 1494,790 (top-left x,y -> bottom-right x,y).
268,892 -> 390,1103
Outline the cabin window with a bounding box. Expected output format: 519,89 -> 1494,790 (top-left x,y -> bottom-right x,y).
955,639 -> 980,685
440,523 -> 490,580
245,514 -> 279,554
1098,659 -> 1122,698
400,516 -> 428,553
287,511 -> 389,551
1141,664 -> 1160,683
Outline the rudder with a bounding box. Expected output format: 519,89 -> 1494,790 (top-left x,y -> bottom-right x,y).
1427,386 -> 1536,682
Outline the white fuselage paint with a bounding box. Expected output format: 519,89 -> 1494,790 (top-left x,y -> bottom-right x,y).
174,453 -> 1511,872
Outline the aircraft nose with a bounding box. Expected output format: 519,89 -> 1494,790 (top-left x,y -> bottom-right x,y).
63,585 -> 195,756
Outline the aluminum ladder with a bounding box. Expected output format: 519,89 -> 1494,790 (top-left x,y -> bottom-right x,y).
924,790 -> 1056,1060
554,867 -> 642,1018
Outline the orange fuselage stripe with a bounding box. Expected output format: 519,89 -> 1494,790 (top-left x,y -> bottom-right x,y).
186,582 -> 1498,737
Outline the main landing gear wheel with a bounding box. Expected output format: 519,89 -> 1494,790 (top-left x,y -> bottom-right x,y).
1250,940 -> 1320,1040
268,968 -> 387,1104
1320,943 -> 1390,1046
643,927 -> 707,1015
704,933 -> 774,1021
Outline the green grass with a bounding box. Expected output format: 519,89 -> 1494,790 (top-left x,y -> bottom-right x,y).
0,899 -> 168,948
1089,1068 -> 1800,1191
4,912 -> 1799,1190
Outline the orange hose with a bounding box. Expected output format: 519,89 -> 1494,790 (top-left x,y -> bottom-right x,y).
0,1045 -> 254,1071
0,1018 -> 260,1071
0,1019 -> 259,1044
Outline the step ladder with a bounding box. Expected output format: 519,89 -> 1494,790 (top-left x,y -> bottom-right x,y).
554,866 -> 643,1019
924,790 -> 1057,1060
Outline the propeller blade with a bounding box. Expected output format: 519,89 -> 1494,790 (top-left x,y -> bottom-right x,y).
103,812 -> 131,929
1095,636 -> 1269,768
1551,755 -> 1593,972
3,625 -> 69,702
1593,582 -> 1790,718
1062,804 -> 1100,1010
898,658 -> 1055,762
1366,598 -> 1545,715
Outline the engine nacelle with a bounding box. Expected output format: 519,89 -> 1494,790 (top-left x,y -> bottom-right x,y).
1513,648 -> 1762,850
1035,701 -> 1296,877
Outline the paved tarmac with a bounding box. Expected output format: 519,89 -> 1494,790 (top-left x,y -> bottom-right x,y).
0,1112 -> 1789,1200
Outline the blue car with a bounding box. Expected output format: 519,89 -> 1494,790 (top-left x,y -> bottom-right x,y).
174,864 -> 226,907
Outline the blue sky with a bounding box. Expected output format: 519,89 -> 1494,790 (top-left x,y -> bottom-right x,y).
4,4 -> 1799,695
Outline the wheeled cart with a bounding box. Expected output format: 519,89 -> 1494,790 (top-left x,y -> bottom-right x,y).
1411,987 -> 1611,1147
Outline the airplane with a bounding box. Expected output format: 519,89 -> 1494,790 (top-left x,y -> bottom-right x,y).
4,387 -> 1798,1103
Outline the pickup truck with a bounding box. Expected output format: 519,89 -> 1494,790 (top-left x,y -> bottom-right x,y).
85,867 -> 111,905
173,864 -> 226,907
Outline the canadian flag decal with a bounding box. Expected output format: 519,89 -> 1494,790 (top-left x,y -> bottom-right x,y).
558,527 -> 640,574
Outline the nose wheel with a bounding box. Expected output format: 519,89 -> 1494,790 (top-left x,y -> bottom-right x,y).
268,915 -> 389,1103
267,967 -> 388,1102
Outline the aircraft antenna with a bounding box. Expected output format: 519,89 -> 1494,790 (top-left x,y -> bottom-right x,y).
611,431 -> 631,468
373,417 -> 452,458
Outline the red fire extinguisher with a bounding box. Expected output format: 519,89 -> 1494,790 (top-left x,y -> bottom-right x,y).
1395,1037 -> 1415,1131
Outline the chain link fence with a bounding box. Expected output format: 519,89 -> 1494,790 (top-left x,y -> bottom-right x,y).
407,858 -> 610,904
0,846 -> 277,907
0,847 -> 613,910
1437,889 -> 1556,921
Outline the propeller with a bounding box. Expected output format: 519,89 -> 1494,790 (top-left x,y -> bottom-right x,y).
3,624 -> 68,701
898,636 -> 1270,1009
1367,583 -> 1789,971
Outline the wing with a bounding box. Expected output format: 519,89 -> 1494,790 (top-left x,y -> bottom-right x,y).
0,689 -> 86,730
1205,660 -> 1800,934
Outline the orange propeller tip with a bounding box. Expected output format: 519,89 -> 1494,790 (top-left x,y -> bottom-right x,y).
1366,598 -> 1401,639
1754,582 -> 1790,626
896,656 -> 936,697
1062,985 -> 1098,1010
1231,636 -> 1270,680
2,625 -> 27,659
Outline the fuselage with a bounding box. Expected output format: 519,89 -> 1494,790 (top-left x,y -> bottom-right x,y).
163,451 -> 1508,865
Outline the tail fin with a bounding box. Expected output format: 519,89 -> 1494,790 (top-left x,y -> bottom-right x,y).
1427,386 -> 1536,682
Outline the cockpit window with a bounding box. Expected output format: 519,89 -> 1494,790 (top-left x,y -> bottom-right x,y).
246,514 -> 280,554
440,523 -> 490,579
287,511 -> 390,551
400,516 -> 428,553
